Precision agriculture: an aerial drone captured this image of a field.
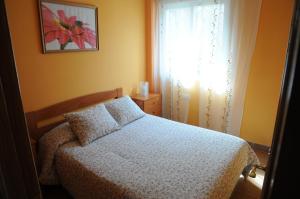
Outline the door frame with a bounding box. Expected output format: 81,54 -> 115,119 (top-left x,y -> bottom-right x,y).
0,0 -> 41,198
261,0 -> 299,198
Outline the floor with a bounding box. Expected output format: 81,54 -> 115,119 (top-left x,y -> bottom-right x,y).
42,148 -> 269,199
230,148 -> 269,199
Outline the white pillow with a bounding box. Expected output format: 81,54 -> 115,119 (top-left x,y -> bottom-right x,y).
64,104 -> 120,146
105,96 -> 145,126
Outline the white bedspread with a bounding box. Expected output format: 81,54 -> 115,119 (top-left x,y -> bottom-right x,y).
53,115 -> 258,199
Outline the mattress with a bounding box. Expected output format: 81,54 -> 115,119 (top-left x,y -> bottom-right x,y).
52,115 -> 258,199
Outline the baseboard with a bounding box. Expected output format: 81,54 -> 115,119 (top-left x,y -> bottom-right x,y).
248,142 -> 270,153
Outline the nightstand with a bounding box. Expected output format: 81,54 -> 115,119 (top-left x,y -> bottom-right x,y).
131,93 -> 162,116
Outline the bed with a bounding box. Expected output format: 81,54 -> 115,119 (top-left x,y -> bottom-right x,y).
26,88 -> 259,199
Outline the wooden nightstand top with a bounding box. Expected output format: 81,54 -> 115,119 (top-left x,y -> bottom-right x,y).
131,93 -> 161,101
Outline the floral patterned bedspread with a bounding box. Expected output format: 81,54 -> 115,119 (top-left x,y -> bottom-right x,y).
52,115 -> 259,199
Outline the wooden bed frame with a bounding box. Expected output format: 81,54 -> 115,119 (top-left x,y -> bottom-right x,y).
25,87 -> 260,179
26,88 -> 123,141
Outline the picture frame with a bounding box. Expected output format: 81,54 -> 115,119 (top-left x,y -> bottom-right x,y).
39,0 -> 99,53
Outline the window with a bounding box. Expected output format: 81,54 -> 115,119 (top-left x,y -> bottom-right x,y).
159,1 -> 227,93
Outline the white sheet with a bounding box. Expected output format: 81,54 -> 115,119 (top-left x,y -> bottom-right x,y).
51,115 -> 259,199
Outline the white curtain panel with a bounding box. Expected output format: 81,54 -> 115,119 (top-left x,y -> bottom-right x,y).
156,0 -> 261,134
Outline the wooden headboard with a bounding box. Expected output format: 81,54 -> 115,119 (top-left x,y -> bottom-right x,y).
26,88 -> 123,141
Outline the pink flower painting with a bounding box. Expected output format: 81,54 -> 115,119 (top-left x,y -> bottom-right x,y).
40,2 -> 98,52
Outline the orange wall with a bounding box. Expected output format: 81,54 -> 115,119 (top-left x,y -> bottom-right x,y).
5,0 -> 146,112
240,0 -> 294,146
5,0 -> 294,146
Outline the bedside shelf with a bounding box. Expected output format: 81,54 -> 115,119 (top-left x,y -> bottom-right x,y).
131,93 -> 162,116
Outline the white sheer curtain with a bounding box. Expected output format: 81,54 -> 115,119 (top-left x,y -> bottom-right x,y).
155,0 -> 261,135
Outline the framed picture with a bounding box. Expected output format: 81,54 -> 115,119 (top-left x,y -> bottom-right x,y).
39,0 -> 99,53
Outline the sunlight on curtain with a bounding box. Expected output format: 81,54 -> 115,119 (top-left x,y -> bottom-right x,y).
156,0 -> 261,135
